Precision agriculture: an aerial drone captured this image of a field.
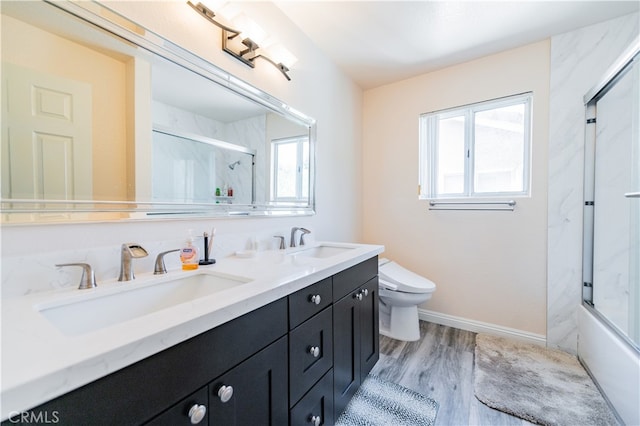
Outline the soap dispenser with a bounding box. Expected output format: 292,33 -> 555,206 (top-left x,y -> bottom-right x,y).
180,230 -> 199,270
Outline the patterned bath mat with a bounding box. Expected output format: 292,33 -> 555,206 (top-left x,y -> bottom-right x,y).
335,374 -> 439,426
474,333 -> 619,425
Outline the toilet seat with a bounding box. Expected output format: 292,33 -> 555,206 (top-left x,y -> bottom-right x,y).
379,260 -> 436,294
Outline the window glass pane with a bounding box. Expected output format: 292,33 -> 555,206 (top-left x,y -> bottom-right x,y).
474,104 -> 525,193
437,116 -> 465,195
275,142 -> 297,198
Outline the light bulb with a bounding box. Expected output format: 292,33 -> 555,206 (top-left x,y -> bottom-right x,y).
263,43 -> 297,68
232,14 -> 267,45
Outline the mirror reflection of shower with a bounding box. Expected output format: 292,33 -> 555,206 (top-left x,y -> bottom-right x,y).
228,160 -> 241,170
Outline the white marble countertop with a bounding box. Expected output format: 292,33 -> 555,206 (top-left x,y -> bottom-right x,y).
1,241 -> 384,420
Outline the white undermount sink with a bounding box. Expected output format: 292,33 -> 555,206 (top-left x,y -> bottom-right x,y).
289,244 -> 355,259
36,271 -> 251,336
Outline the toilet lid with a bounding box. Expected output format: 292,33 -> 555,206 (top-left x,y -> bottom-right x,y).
379,261 -> 436,294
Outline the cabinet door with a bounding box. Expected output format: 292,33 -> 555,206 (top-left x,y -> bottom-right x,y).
208,336 -> 288,426
359,277 -> 379,378
332,290 -> 361,420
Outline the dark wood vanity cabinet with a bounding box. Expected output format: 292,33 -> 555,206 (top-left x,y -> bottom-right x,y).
4,257 -> 378,426
332,258 -> 380,420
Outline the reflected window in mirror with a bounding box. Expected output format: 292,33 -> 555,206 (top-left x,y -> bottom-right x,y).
270,136 -> 309,204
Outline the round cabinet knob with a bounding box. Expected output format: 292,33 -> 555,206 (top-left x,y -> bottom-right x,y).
354,292 -> 363,301
218,385 -> 234,403
309,294 -> 321,305
362,288 -> 369,297
308,345 -> 320,357
310,415 -> 321,426
188,404 -> 206,424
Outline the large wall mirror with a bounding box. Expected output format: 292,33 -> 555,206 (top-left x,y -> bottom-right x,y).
1,0 -> 316,223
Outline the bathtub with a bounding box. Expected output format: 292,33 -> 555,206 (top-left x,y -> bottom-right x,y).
578,305 -> 640,425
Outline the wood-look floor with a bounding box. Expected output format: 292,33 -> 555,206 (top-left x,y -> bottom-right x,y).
370,321 -> 535,426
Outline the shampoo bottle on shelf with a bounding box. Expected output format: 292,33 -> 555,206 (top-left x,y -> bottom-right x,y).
180,230 -> 199,270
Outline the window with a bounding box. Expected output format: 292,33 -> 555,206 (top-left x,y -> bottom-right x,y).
270,136 -> 309,202
419,93 -> 532,199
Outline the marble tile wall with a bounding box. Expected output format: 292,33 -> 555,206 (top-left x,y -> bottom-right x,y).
547,12 -> 639,352
226,115 -> 268,204
152,101 -> 265,205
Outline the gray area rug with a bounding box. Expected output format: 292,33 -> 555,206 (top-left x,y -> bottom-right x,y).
336,374 -> 439,426
474,333 -> 619,426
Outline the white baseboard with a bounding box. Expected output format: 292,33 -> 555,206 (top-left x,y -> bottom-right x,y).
418,308 -> 547,346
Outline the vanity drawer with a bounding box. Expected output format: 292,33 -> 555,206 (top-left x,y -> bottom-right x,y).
289,306 -> 333,406
333,256 -> 378,301
146,387 -> 208,425
290,369 -> 334,426
289,277 -> 332,329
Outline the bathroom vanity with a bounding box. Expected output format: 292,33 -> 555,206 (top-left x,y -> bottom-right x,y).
1,243 -> 382,425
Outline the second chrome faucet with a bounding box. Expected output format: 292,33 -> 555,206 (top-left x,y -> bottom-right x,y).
275,227 -> 312,250
289,227 -> 311,248
118,243 -> 149,281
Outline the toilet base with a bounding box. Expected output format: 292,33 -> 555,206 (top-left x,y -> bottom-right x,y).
379,304 -> 421,342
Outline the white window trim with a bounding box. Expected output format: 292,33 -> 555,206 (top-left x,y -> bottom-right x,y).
419,92 -> 532,201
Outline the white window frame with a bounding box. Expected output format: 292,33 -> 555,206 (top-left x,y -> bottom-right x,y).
270,135 -> 309,202
419,92 -> 532,200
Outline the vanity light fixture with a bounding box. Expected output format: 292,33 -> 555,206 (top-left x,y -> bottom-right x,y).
187,1 -> 296,80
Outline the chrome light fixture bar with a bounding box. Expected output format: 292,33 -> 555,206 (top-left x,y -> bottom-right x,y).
188,1 -> 293,80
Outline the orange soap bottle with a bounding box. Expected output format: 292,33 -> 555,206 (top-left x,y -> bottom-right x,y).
180,230 -> 199,270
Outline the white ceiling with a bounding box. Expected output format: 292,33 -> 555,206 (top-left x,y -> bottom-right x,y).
275,1 -> 640,89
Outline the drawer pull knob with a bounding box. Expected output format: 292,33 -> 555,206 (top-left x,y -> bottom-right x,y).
309,294 -> 322,305
188,404 -> 206,424
218,385 -> 234,403
310,415 -> 321,426
354,292 -> 363,301
362,289 -> 369,297
308,345 -> 320,357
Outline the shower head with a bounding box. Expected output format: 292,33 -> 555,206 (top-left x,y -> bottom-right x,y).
228,160 -> 241,170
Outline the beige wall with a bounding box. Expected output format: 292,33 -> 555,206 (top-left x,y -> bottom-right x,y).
362,41 -> 550,335
3,15 -> 129,201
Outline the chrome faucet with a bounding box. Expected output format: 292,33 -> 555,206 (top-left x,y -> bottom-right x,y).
298,228 -> 311,246
118,243 -> 148,281
290,227 -> 302,248
290,227 -> 311,247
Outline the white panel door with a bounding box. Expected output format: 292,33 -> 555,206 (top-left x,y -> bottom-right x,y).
2,63 -> 92,200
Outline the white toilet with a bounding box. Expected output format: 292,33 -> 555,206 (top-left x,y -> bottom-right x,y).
378,258 -> 436,341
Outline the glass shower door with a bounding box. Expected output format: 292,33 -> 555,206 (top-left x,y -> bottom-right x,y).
588,53 -> 639,347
